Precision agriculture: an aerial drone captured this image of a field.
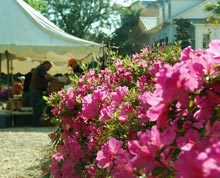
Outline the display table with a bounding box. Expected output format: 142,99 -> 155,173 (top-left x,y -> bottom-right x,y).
0,107 -> 33,128
0,110 -> 12,128
12,108 -> 33,127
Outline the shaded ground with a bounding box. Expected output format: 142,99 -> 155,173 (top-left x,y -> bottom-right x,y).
0,127 -> 54,178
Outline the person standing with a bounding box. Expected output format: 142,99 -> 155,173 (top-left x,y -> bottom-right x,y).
12,78 -> 23,96
22,68 -> 34,107
68,58 -> 83,75
29,61 -> 52,127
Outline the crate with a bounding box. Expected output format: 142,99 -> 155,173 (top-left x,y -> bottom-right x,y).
13,111 -> 33,127
0,110 -> 12,128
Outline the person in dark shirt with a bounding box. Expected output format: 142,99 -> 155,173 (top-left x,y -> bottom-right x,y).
68,58 -> 83,75
30,61 -> 52,127
22,68 -> 34,107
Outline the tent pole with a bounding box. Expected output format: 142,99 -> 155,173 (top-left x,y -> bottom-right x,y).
0,53 -> 2,81
10,55 -> 13,84
6,51 -> 10,91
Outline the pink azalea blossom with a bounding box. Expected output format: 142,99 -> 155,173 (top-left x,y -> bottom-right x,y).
87,165 -> 97,178
99,106 -> 114,122
111,86 -> 128,105
149,61 -> 162,76
128,140 -> 155,172
118,102 -> 133,122
81,94 -> 100,121
61,159 -> 80,178
61,89 -> 77,110
63,137 -> 82,164
50,159 -> 62,178
52,152 -> 64,162
96,138 -> 123,170
207,40 -> 220,59
173,139 -> 220,178
206,121 -> 220,138
179,46 -> 195,61
112,151 -> 134,178
176,128 -> 200,151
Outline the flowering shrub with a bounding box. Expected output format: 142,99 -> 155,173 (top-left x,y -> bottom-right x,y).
47,41 -> 220,178
0,87 -> 12,101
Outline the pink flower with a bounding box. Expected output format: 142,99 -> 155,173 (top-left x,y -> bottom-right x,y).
128,140 -> 155,172
132,53 -> 140,60
207,40 -> 220,59
206,121 -> 220,138
96,138 -> 123,170
81,94 -> 100,121
61,89 -> 77,110
52,152 -> 64,162
140,45 -> 152,56
136,107 -> 148,123
61,159 -> 79,178
63,137 -> 82,164
176,128 -> 200,151
111,86 -> 128,105
143,126 -> 175,149
137,76 -> 148,93
173,139 -> 220,178
160,127 -> 176,146
118,102 -> 133,122
50,159 -> 62,178
139,75 -> 147,83
99,106 -> 114,122
137,59 -> 148,68
87,165 -> 97,178
180,46 -> 195,61
51,107 -> 59,116
146,100 -> 170,127
114,59 -> 123,70
112,151 -> 134,178
141,91 -> 170,127
138,91 -> 155,108
149,61 -> 162,76
194,92 -> 219,122
173,149 -> 204,178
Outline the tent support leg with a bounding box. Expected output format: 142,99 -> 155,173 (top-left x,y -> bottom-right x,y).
0,53 -> 2,81
5,51 -> 10,93
10,55 -> 13,84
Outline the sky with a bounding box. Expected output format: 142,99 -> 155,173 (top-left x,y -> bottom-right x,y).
100,0 -> 156,35
112,0 -> 156,7
113,0 -> 133,6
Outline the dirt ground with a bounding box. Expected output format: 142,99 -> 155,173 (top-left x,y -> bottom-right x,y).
0,127 -> 55,178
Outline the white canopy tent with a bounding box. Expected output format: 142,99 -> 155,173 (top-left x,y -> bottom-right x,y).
0,0 -> 103,77
0,59 -> 71,75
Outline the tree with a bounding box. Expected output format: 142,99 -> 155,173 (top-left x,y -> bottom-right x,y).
204,1 -> 220,25
43,0 -> 118,41
173,19 -> 193,49
205,1 -> 220,16
24,0 -> 48,13
110,3 -> 143,57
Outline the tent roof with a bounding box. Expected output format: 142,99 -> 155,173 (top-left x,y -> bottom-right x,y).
0,0 -> 103,65
0,59 -> 71,75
